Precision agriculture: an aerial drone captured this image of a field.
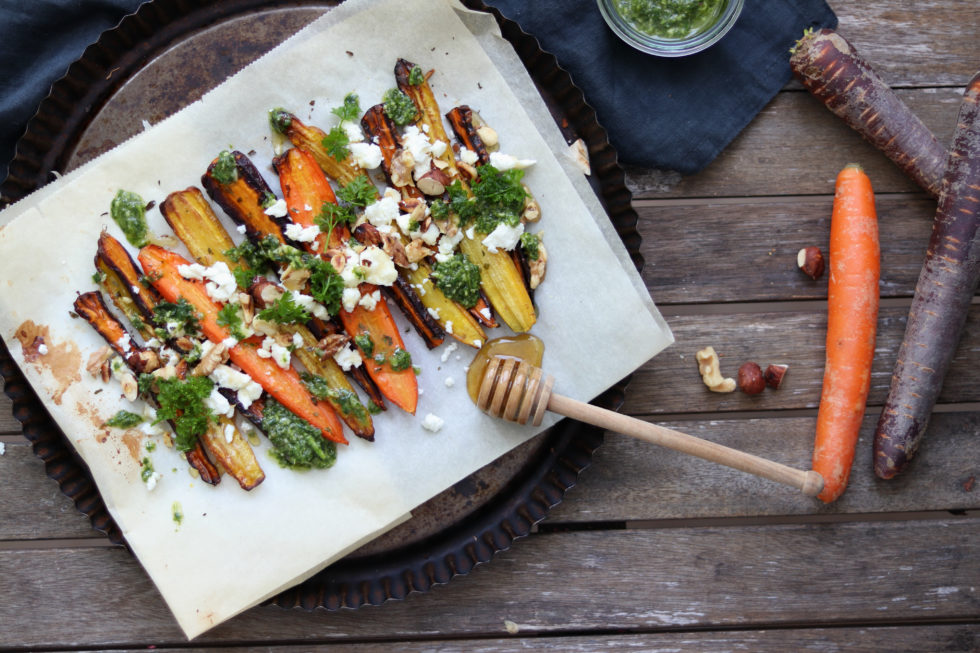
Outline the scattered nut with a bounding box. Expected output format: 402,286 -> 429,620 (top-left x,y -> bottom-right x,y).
737,362 -> 766,395
86,346 -> 114,378
317,333 -> 350,358
528,241 -> 547,290
797,246 -> 825,280
192,341 -> 230,377
390,149 -> 414,187
522,189 -> 541,223
695,346 -> 736,393
568,138 -> 591,176
416,167 -> 451,196
764,364 -> 789,389
476,125 -> 498,149
280,264 -> 311,291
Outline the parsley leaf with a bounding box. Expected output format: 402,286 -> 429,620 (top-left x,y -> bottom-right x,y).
331,93 -> 361,123
216,304 -> 248,340
314,202 -> 356,244
322,126 -> 351,161
153,376 -> 215,452
258,292 -> 311,325
336,174 -> 377,207
309,263 -> 344,316
470,164 -> 527,234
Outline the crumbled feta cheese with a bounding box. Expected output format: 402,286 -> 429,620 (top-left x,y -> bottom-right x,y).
292,332 -> 304,350
357,246 -> 398,285
444,377 -> 455,388
350,142 -> 383,170
427,307 -> 440,321
480,306 -> 492,321
342,287 -> 361,313
221,336 -> 239,350
284,223 -> 321,243
202,261 -> 238,303
358,289 -> 382,311
421,413 -> 444,432
435,228 -> 465,262
224,423 -> 236,444
363,190 -> 400,227
145,338 -> 162,349
444,321 -> 454,335
264,198 -> 288,218
333,343 -> 363,371
236,224 -> 247,234
465,225 -> 476,240
402,125 -> 436,179
440,341 -> 458,363
430,139 -> 448,158
258,337 -> 291,369
211,364 -> 263,409
482,222 -> 525,253
145,470 -> 162,491
178,263 -> 207,280
419,223 -> 441,246
489,151 -> 535,170
206,387 -> 234,418
37,343 -> 49,355
459,147 -> 479,166
289,291 -> 328,319
342,120 -> 364,143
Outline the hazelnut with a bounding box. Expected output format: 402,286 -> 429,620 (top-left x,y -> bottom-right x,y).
416,167 -> 451,196
764,364 -> 789,389
797,246 -> 825,280
737,362 -> 766,395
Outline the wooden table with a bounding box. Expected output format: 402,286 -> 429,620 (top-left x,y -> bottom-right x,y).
2,1 -> 978,649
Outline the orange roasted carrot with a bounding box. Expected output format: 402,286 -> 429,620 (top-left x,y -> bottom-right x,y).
338,284 -> 419,415
274,147 -> 347,251
137,244 -> 347,445
812,164 -> 880,503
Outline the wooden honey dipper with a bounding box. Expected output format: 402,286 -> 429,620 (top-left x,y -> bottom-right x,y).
477,357 -> 825,496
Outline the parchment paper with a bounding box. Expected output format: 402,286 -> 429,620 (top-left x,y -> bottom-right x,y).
0,0 -> 673,638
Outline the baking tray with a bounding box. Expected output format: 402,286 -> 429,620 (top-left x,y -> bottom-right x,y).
0,0 -> 642,610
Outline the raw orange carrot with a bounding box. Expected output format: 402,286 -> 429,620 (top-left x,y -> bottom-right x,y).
138,244 -> 347,445
812,163 -> 880,503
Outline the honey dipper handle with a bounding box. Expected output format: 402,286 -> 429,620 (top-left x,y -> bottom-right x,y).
546,393 -> 824,496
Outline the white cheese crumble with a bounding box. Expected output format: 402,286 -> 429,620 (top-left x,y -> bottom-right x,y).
236,224 -> 247,234
350,142 -> 383,170
444,377 -> 455,388
258,337 -> 291,369
177,263 -> 207,280
427,307 -> 441,321
402,125 -> 436,179
340,245 -> 398,287
290,291 -> 329,319
292,332 -> 305,350
489,151 -> 535,170
418,223 -> 441,247
206,387 -> 235,418
358,289 -> 382,311
459,147 -> 479,165
202,261 -> 238,303
440,341 -> 458,363
363,190 -> 401,228
333,343 -> 363,371
482,221 -> 525,253
145,470 -> 162,491
264,198 -> 288,218
341,287 -> 361,313
210,364 -> 262,409
421,413 -> 444,432
342,120 -> 364,143
224,423 -> 236,444
37,343 -> 49,355
284,223 -> 321,243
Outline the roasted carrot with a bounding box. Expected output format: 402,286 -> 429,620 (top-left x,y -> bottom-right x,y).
812,163 -> 880,503
273,147 -> 346,251
790,29 -> 948,198
138,244 -> 347,445
201,150 -> 290,243
338,283 -> 418,415
268,109 -> 361,186
874,72 -> 980,479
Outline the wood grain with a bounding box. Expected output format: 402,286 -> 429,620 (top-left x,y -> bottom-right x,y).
1,518 -> 976,647
638,194 -> 935,304
622,306 -> 980,414
546,412 -> 980,522
73,624 -> 979,652
627,89 -> 964,198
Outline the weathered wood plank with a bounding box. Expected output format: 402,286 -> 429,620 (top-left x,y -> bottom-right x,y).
546,412 -> 979,522
81,624 -> 980,652
0,439 -> 99,541
638,194 -> 935,304
627,88 -> 963,198
622,306 -> 980,414
831,0 -> 980,87
1,519 -> 975,647
0,379 -> 24,434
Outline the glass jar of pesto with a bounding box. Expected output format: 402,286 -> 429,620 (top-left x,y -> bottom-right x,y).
597,0 -> 744,57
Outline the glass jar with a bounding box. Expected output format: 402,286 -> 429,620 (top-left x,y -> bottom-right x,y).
597,0 -> 744,57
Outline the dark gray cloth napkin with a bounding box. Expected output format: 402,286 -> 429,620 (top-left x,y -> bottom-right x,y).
483,0 -> 837,174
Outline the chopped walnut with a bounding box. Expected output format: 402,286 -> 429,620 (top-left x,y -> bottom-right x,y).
129,349 -> 162,375
405,238 -> 435,263
191,341 -> 230,377
696,346 -> 736,393
391,148 -> 414,187
529,241 -> 547,290
250,317 -> 279,338
238,293 -> 254,325
280,264 -> 311,292
86,346 -> 114,378
317,333 -> 350,358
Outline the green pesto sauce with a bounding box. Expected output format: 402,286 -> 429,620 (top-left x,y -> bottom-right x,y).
172,501 -> 183,526
614,0 -> 725,39
520,232 -> 541,261
431,253 -> 481,309
110,189 -> 149,247
388,347 -> 412,372
212,150 -> 239,185
408,65 -> 425,86
104,409 -> 144,429
382,88 -> 418,126
268,107 -> 292,134
140,456 -> 155,483
354,332 -> 374,357
262,397 -> 337,470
